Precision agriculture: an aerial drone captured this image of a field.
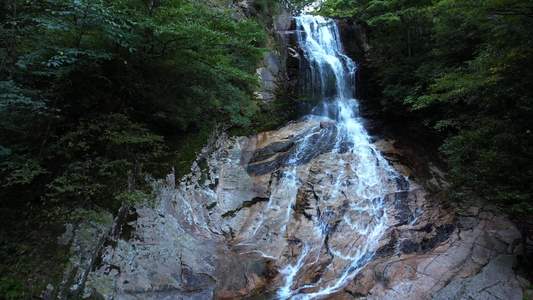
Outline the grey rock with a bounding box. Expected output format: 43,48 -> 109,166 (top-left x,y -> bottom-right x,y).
59,120 -> 524,300
274,11 -> 292,31
57,210 -> 113,299
432,255 -> 529,300
264,51 -> 282,76
257,67 -> 277,91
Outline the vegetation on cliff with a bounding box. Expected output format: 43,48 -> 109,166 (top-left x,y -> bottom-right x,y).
317,0 -> 533,218
0,0 -> 274,296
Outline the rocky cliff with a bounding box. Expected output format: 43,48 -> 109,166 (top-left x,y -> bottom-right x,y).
49,8 -> 532,300
51,118 -> 529,299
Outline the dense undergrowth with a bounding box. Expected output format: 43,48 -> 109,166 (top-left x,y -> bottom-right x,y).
0,0 -> 300,297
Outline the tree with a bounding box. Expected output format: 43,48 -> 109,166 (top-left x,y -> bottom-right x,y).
0,0 -> 268,295
1,0 -> 267,209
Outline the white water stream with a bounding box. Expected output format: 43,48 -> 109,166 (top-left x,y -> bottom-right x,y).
238,15 -> 406,299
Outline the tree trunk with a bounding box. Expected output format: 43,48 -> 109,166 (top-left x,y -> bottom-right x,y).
407,28 -> 411,58
522,218 -> 529,264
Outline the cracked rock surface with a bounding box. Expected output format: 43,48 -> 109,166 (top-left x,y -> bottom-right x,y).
431,255 -> 527,300
65,119 -> 527,299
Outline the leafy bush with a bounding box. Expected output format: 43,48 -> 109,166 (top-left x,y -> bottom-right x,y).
0,0 -> 268,293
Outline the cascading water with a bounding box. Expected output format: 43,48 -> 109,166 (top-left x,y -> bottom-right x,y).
237,15 -> 408,299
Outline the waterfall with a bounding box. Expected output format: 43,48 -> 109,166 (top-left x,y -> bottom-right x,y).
238,15 -> 406,299
297,15 -> 356,101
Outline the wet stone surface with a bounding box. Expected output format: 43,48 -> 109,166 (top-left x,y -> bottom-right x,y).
55,116 -> 526,300
245,123 -> 338,176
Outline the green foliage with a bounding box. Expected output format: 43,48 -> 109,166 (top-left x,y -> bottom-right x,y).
441,117 -> 533,210
318,0 -> 533,214
279,0 -> 316,14
254,0 -> 269,11
0,218 -> 71,300
0,0 -> 267,202
1,154 -> 46,187
46,113 -> 164,210
0,276 -> 24,300
0,0 -> 268,295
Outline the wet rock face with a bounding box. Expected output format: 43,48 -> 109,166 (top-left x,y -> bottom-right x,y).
52,9 -> 526,299
245,121 -> 337,175
333,206 -> 523,299
68,117 -> 526,299
256,51 -> 286,103
256,10 -> 299,104
336,18 -> 371,65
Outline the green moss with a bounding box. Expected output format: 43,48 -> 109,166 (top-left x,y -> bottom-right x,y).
198,173 -> 208,186
229,97 -> 300,137
197,160 -> 210,186
85,273 -> 115,299
147,122 -> 214,180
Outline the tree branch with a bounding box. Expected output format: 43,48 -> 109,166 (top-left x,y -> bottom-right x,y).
495,7 -> 533,18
